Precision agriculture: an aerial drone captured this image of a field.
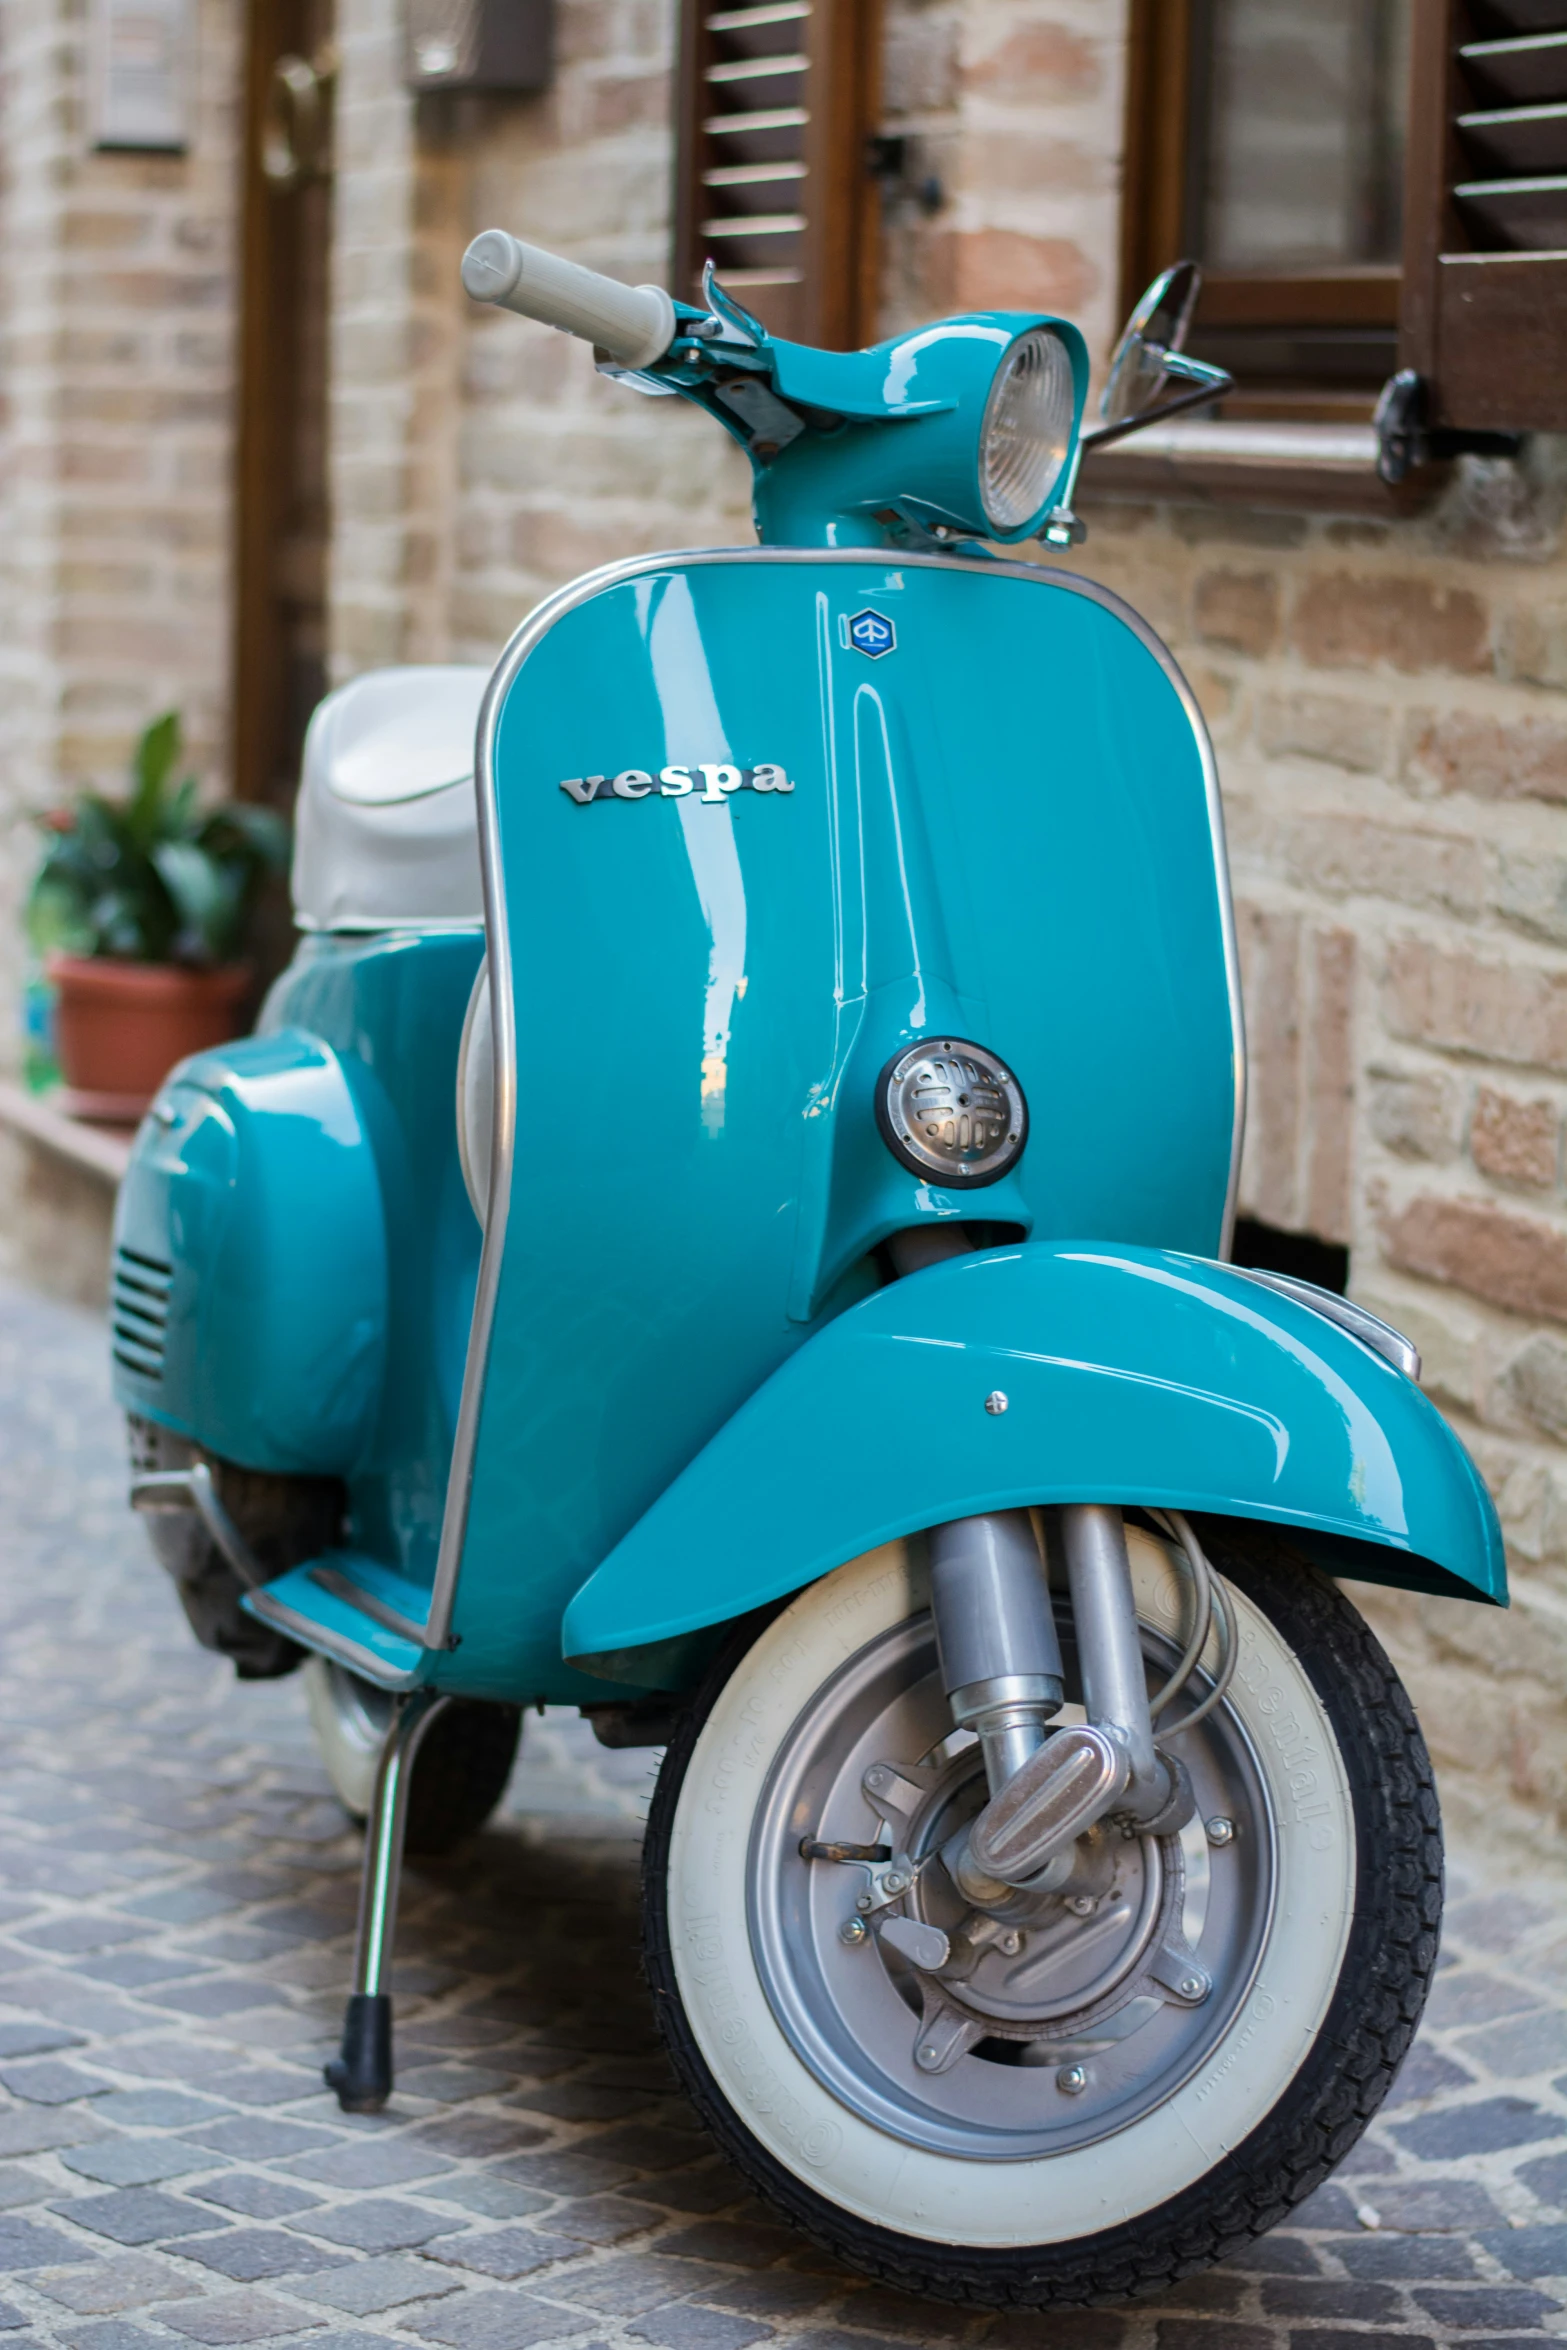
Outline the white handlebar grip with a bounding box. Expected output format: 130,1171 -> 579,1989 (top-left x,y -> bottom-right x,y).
461,230 -> 676,370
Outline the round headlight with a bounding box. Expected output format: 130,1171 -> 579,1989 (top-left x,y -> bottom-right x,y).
978,328 -> 1076,533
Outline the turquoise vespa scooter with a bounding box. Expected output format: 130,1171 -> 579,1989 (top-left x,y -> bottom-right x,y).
113,243 -> 1503,2308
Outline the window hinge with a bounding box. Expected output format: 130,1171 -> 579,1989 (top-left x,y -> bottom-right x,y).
1374,369 -> 1522,486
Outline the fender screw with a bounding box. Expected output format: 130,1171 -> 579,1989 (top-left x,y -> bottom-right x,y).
1065,1894 -> 1095,1917
1205,1816 -> 1235,1846
1180,1974 -> 1206,2001
883,1870 -> 909,1894
841,1917 -> 868,1946
985,1391 -> 1008,1415
1057,2065 -> 1088,2095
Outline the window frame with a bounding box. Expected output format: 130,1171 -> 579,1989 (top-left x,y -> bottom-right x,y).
1120,0 -> 1403,418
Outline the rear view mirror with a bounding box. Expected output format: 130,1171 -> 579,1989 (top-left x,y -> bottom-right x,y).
1082,261 -> 1233,454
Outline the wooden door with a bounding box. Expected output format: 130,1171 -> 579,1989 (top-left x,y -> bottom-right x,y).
233,0 -> 335,810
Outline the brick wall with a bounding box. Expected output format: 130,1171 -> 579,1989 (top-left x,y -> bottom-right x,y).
1069,461 -> 1567,1851
0,0 -> 241,1042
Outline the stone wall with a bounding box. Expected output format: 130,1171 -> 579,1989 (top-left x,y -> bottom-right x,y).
0,0 -> 242,1048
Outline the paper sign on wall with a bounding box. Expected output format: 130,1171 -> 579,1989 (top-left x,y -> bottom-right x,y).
89,0 -> 192,152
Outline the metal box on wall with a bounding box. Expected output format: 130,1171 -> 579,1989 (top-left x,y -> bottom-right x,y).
405,0 -> 551,92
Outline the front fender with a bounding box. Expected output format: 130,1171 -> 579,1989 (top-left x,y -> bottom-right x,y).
562,1241 -> 1505,1676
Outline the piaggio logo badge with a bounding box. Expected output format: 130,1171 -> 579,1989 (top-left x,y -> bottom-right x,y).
559,763 -> 794,805
847,609 -> 896,659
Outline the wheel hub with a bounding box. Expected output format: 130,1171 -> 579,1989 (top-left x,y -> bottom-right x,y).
747,1611 -> 1272,2160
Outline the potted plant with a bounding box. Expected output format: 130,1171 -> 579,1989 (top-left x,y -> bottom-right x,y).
26,712 -> 290,1121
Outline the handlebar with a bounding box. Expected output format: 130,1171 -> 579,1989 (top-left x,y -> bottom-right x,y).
461,230 -> 677,371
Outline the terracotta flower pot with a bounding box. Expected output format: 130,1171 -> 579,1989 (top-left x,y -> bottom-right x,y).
47,955 -> 252,1123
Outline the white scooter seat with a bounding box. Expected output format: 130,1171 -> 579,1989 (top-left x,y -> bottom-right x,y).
291,666 -> 488,933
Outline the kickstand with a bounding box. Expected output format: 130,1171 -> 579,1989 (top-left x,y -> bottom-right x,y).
324,1687 -> 452,2113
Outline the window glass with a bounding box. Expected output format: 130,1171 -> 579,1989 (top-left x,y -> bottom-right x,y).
1192,0 -> 1411,273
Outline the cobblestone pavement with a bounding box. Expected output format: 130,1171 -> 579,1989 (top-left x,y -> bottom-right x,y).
2,1280 -> 1567,2350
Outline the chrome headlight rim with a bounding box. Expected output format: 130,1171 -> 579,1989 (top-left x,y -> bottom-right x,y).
976,326 -> 1077,536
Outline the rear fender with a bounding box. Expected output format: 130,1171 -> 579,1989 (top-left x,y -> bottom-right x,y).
561,1241 -> 1505,1680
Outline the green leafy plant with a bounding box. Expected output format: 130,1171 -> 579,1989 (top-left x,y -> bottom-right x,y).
27,713 -> 290,967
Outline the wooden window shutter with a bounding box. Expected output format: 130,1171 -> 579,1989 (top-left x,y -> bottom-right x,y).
1401,0 -> 1567,431
673,0 -> 880,349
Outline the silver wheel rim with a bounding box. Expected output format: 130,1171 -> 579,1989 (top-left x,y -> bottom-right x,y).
747,1606 -> 1277,2161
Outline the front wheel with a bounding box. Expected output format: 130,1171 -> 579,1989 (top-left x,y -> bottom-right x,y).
642,1518 -> 1441,2308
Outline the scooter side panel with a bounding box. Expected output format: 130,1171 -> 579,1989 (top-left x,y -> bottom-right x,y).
441,553 -> 1242,1701
560,1241 -> 1506,1677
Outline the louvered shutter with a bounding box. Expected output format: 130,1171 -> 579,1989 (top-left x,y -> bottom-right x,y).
672,0 -> 880,349
1402,0 -> 1567,429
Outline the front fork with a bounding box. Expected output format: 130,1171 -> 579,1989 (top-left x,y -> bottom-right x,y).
930,1503 -> 1190,1892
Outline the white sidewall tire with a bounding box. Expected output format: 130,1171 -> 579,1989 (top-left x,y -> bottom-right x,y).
664,1531 -> 1357,2249
303,1654 -> 385,1819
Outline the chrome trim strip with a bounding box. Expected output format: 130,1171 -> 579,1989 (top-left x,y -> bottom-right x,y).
246,1588 -> 424,1691
424,545 -> 1249,1649
130,1462 -> 267,1590
309,1564 -> 433,1648
1227,1265 -> 1421,1383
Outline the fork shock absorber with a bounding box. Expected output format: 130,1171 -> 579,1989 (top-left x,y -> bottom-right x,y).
929,1511 -> 1064,1794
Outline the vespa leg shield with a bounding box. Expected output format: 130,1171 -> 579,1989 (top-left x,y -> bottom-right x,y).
325,1688 -> 452,2113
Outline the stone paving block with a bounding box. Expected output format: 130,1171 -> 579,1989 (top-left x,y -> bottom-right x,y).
549,2196 -> 666,2245
291,2256 -> 465,2315
118,1890 -> 237,1928
1478,2223 -> 1567,2277
549,2253 -> 729,2314
653,2220 -> 805,2270
1356,2179 -> 1506,2231
52,2189 -> 230,2246
176,2230 -> 355,2283
421,2179 -> 551,2222
78,1957 -> 213,1990
1393,2096 -> 1566,2159
285,2198 -> 465,2253
633,2168 -> 748,2217
54,2319 -> 172,2350
156,2292 -> 330,2343
279,2140 -> 454,2190
144,1982 -> 292,2021
405,2289 -> 599,2347
197,2070 -> 315,2108
1384,2042 -> 1477,2106
694,2276 -> 841,2320
0,2059 -> 112,2104
1336,2233 -> 1481,2279
1149,2325 -> 1274,2350
191,2176 -> 322,2222
1271,2335 -> 1434,2350
0,2166 -> 49,2209
412,2118 -> 548,2162
0,2307 -> 23,2331
0,2025 -> 84,2059
1517,2151 -> 1567,2208
29,2254 -> 205,2312
579,2126 -> 710,2174
1423,1971 -> 1544,2029
425,2225 -> 585,2280
1457,2010 -> 1567,2079
1413,2286 -> 1563,2327
0,2214 -> 98,2266
627,2310 -> 775,2350
1259,2279 -> 1402,2320
95,2091 -> 231,2130
181,2120 -> 338,2161
508,2083 -> 654,2123
401,2067 -> 520,2104
495,2153 -> 640,2198
20,1919 -> 152,1956
0,2105 -> 105,2156
61,2145 -> 212,2189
